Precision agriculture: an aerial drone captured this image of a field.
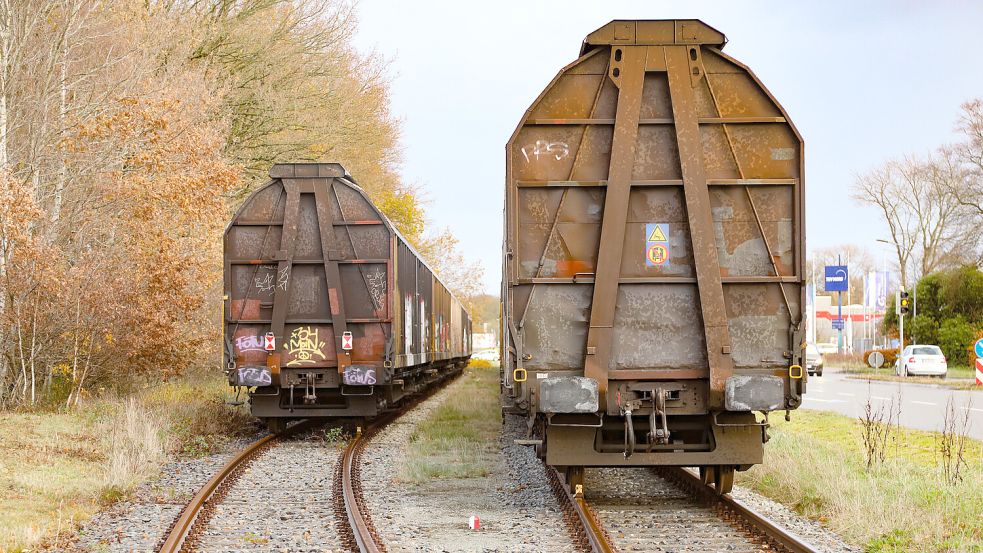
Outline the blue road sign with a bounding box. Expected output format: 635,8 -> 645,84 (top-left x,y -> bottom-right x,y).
825,265 -> 849,292
832,318 -> 845,331
975,338 -> 983,358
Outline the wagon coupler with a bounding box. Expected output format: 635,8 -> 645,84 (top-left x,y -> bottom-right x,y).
647,387 -> 670,450
303,372 -> 317,405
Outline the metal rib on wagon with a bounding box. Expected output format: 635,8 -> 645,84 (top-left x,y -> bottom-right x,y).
225,163 -> 471,430
502,20 -> 805,492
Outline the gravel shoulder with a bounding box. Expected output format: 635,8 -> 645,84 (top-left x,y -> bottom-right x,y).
68,437 -> 255,552
730,485 -> 858,553
361,380 -> 573,552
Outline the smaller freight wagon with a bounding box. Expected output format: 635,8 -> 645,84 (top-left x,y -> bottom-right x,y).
224,163 -> 471,431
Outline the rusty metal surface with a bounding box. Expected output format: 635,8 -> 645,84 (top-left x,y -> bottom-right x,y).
225,163 -> 471,419
503,20 -> 804,463
502,20 -> 805,467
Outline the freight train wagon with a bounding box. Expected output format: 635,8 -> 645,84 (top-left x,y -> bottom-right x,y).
502,20 -> 805,493
225,163 -> 471,432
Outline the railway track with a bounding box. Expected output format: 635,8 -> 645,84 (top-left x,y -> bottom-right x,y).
158,373 -> 459,553
548,465 -> 818,553
156,419 -> 395,553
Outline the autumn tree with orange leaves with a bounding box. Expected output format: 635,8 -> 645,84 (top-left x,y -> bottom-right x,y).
0,0 -> 479,409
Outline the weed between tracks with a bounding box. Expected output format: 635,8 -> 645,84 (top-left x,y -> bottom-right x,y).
399,364 -> 502,482
0,373 -> 254,552
738,409 -> 983,552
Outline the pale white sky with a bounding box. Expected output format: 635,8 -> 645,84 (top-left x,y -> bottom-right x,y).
352,0 -> 983,294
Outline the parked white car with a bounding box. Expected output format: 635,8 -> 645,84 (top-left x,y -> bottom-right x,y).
815,342 -> 839,355
805,343 -> 824,377
894,345 -> 948,378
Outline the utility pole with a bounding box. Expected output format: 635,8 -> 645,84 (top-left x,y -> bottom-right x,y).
837,254 -> 843,354
912,271 -> 918,344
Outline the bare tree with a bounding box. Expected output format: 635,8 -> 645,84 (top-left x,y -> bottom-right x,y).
853,149 -> 979,290
953,99 -> 983,219
853,162 -> 920,289
910,149 -> 978,274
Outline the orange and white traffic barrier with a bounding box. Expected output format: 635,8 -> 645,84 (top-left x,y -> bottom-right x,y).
976,358 -> 982,386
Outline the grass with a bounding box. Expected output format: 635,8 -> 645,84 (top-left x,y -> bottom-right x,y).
738,409 -> 983,552
841,365 -> 981,390
0,372 -> 253,552
398,363 -> 502,483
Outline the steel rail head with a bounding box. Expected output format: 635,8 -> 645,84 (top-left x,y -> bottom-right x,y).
158,433 -> 276,553
341,428 -> 384,553
547,466 -> 614,553
668,467 -> 819,553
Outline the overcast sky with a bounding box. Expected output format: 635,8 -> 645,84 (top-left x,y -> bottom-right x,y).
352,1 -> 983,294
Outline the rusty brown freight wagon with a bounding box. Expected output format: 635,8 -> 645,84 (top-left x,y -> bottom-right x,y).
502,20 -> 805,493
225,163 -> 471,432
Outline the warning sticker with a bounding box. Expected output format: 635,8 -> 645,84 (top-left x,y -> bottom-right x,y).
645,223 -> 670,267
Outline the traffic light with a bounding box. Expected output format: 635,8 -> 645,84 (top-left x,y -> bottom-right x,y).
900,290 -> 910,315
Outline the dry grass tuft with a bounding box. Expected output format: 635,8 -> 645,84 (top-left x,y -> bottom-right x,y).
739,409 -> 983,552
0,373 -> 253,552
399,366 -> 501,483
101,398 -> 170,495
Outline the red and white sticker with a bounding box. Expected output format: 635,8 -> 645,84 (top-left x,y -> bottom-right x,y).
468,515 -> 480,530
264,332 -> 276,351
341,331 -> 353,351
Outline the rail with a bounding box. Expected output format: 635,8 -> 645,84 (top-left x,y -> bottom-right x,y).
666,467 -> 818,553
158,420 -> 313,553
340,424 -> 386,553
545,465 -> 612,553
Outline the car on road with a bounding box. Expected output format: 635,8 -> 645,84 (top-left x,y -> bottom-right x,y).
472,348 -> 499,362
815,342 -> 839,356
805,343 -> 824,377
894,345 -> 948,378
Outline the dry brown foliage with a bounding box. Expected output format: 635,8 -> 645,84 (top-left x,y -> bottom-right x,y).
0,0 -> 484,409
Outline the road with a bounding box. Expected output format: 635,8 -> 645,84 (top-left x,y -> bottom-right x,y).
800,367 -> 983,440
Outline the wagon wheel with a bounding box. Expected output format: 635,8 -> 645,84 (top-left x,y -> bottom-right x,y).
699,465 -> 715,486
714,465 -> 735,495
565,466 -> 585,490
265,418 -> 287,434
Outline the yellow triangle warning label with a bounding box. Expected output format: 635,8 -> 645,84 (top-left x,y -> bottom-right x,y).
648,225 -> 667,242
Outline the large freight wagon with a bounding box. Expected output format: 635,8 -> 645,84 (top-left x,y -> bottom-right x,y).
502,20 -> 805,493
225,163 -> 471,431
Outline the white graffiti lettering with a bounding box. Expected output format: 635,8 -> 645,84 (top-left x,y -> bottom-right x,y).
343,366 -> 377,386
520,140 -> 570,163
235,335 -> 265,353
365,267 -> 386,310
254,271 -> 275,293
277,265 -> 290,291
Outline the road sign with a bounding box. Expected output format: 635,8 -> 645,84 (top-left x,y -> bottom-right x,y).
824,265 -> 849,292
976,358 -> 983,387
974,338 -> 983,358
831,318 -> 844,330
341,331 -> 353,351
264,332 -> 275,351
867,351 -> 885,368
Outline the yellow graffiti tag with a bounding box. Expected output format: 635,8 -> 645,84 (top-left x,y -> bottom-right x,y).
284,326 -> 326,366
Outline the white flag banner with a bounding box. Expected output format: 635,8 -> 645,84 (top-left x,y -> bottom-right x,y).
864,271 -> 876,308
